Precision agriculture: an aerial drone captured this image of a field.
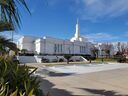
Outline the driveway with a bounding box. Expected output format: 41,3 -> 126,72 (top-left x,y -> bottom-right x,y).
39,68 -> 128,96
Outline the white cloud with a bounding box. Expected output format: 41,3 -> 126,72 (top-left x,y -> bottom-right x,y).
75,0 -> 128,21
85,32 -> 119,42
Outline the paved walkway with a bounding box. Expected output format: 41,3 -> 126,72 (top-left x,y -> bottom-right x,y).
38,68 -> 128,96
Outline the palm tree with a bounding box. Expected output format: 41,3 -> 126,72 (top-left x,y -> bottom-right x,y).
0,36 -> 18,55
0,0 -> 30,31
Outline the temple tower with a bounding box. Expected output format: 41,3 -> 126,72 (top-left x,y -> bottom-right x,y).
70,18 -> 87,42
74,18 -> 80,40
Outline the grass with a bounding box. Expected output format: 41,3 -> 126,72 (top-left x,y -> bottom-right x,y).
26,61 -> 108,67
26,62 -> 89,67
93,57 -> 117,62
43,62 -> 89,66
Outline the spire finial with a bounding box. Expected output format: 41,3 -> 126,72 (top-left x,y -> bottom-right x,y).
77,18 -> 79,24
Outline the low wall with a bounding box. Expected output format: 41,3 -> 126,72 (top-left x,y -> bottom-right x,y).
17,55 -> 67,63
17,56 -> 37,63
37,56 -> 67,62
69,56 -> 88,62
17,55 -> 87,63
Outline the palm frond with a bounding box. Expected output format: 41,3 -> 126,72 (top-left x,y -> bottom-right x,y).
0,0 -> 30,32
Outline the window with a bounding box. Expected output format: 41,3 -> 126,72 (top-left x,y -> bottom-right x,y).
60,44 -> 62,52
54,44 -> 63,53
80,46 -> 86,53
54,44 -> 57,53
57,44 -> 60,52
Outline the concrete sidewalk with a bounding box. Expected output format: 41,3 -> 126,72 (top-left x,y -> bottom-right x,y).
39,68 -> 128,96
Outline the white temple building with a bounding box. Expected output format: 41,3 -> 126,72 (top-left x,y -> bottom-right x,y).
17,19 -> 93,55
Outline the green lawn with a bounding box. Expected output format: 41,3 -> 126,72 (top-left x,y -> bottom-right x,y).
93,57 -> 117,62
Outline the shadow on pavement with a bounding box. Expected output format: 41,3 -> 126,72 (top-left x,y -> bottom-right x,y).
77,88 -> 128,96
35,69 -> 74,77
48,71 -> 74,77
38,77 -> 73,96
38,76 -> 128,96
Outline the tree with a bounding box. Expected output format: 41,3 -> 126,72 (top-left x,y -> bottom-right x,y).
21,49 -> 28,54
0,1 -> 43,96
119,43 -> 128,56
90,45 -> 99,58
117,42 -> 121,52
120,43 -> 127,54
0,0 -> 30,31
64,54 -> 72,64
100,43 -> 112,58
0,36 -> 18,55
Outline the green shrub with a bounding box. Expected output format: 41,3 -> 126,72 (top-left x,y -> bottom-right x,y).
42,57 -> 49,63
64,54 -> 72,64
114,55 -> 126,63
0,56 -> 44,96
59,59 -> 64,62
90,57 -> 96,60
117,57 -> 126,63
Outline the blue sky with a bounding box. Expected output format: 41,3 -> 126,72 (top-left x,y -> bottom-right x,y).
1,0 -> 128,42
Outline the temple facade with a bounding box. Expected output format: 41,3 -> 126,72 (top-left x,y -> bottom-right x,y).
17,19 -> 128,58
17,19 -> 93,55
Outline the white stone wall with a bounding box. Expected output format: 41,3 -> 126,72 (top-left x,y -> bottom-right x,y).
35,39 -> 41,54
44,37 -> 64,54
74,44 -> 80,54
86,42 -> 92,55
18,36 -> 37,52
17,56 -> 37,63
64,40 -> 73,54
17,36 -> 127,57
17,36 -> 93,55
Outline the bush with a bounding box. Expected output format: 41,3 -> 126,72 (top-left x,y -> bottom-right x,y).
0,56 -> 43,96
64,54 -> 72,59
90,57 -> 96,60
114,55 -> 126,63
64,54 -> 72,64
12,56 -> 20,64
117,57 -> 126,63
69,60 -> 73,62
19,53 -> 35,56
59,58 -> 64,62
42,57 -> 49,63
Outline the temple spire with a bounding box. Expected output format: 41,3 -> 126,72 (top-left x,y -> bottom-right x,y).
75,18 -> 80,39
70,18 -> 86,42
77,18 -> 79,25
